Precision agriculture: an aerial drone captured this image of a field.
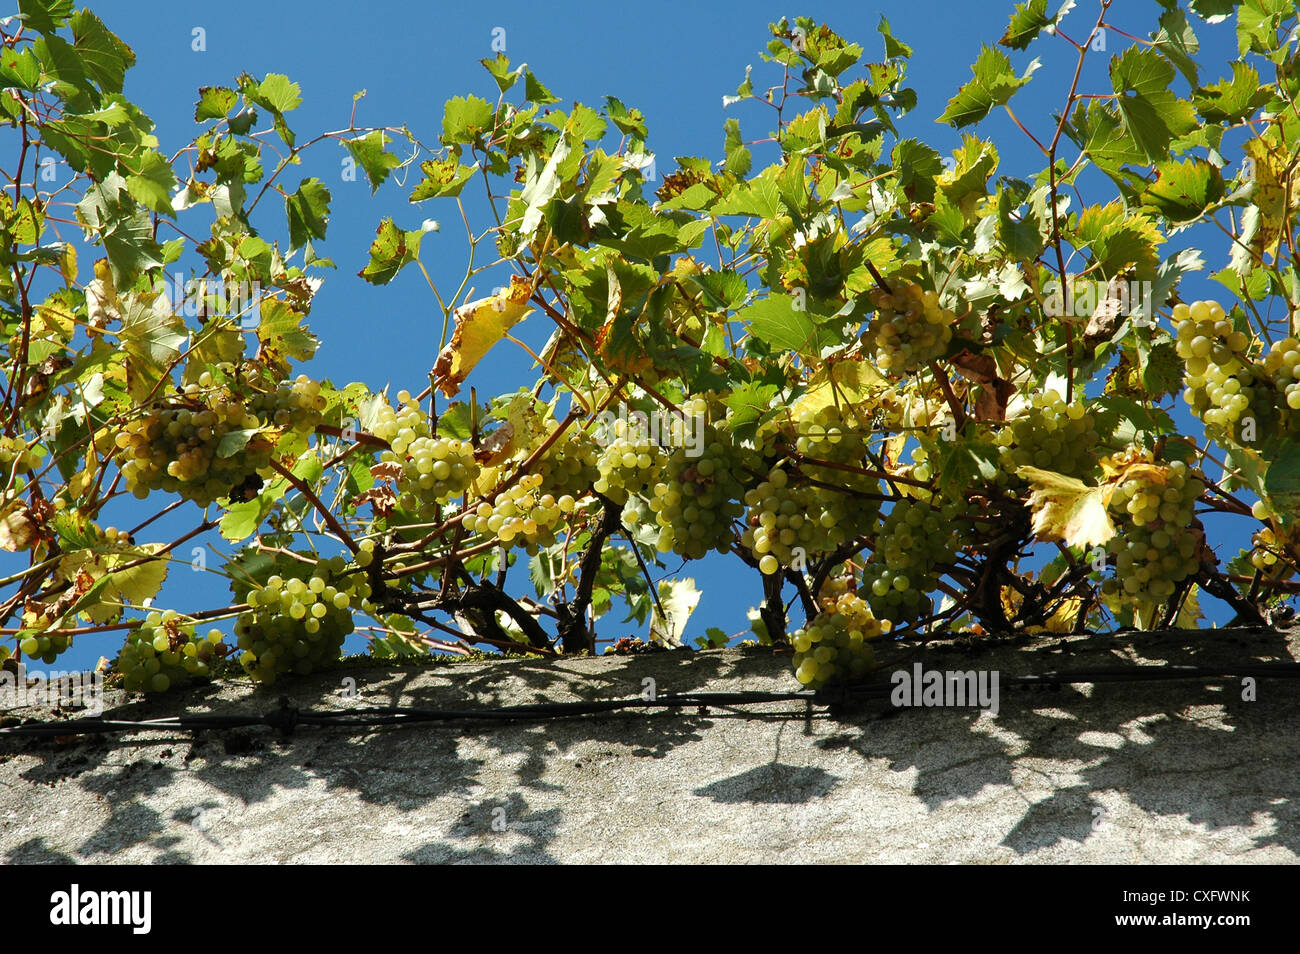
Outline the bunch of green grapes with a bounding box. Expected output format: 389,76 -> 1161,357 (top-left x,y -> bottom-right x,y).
792,592 -> 889,688
372,391 -> 428,448
863,282 -> 955,374
235,564 -> 369,684
649,423 -> 745,559
247,374 -> 328,431
594,419 -> 665,504
861,499 -> 961,625
996,390 -> 1099,480
117,611 -> 229,693
1100,457 -> 1204,612
789,403 -> 880,538
1175,300 -> 1270,441
1249,527 -> 1287,573
530,428 -> 600,501
17,628 -> 72,665
394,436 -> 479,519
463,473 -> 573,553
1262,336 -> 1300,427
0,435 -> 44,473
742,468 -> 837,575
115,377 -> 323,505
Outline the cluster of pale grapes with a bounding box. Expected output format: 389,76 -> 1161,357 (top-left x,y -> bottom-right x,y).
374,391 -> 481,521
529,428 -> 600,501
115,375 -> 323,505
792,592 -> 889,688
997,390 -> 1098,480
1249,527 -> 1285,573
861,499 -> 960,625
464,473 -> 574,553
0,434 -> 44,473
649,422 -> 745,559
1100,455 -> 1204,612
742,468 -> 835,575
788,403 -> 879,539
235,556 -> 370,684
17,629 -> 71,665
1176,300 -> 1266,441
593,419 -> 664,505
1262,335 -> 1300,427
117,612 -> 228,693
863,282 -> 955,374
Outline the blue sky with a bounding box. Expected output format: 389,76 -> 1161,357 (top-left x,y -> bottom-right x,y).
4,1 -> 1269,672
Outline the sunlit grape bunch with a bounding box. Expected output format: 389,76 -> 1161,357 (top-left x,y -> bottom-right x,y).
395,435 -> 478,518
594,418 -> 665,505
1175,300 -> 1270,442
863,282 -> 955,374
0,434 -> 44,473
529,427 -> 600,501
463,472 -> 571,553
649,422 -> 745,559
789,403 -> 880,538
115,375 -> 325,505
1100,455 -> 1204,613
742,468 -> 837,575
117,611 -> 229,693
372,391 -> 429,447
861,498 -> 961,625
1262,336 -> 1300,427
996,389 -> 1099,480
16,628 -> 71,665
791,592 -> 889,688
235,560 -> 369,684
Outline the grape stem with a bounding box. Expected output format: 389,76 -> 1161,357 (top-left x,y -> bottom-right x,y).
559,494 -> 624,654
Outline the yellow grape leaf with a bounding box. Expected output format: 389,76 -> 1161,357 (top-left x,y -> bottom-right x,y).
58,545 -> 170,624
1018,466 -> 1116,549
433,275 -> 533,397
789,358 -> 889,422
478,392 -> 548,466
1243,135 -> 1296,260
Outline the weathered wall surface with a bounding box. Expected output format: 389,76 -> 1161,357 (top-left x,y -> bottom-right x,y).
2,627 -> 1298,864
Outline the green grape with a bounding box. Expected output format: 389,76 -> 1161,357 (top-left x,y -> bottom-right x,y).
996,390 -> 1098,480
115,375 -> 324,505
648,417 -> 745,560
1174,300 -> 1275,443
862,282 -> 955,375
593,419 -> 664,505
463,473 -> 568,553
235,568 -> 366,684
1263,335 -> 1300,425
791,593 -> 889,688
1100,452 -> 1204,616
117,614 -> 229,693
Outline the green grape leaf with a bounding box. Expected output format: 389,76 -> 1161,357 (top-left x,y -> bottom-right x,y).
1000,0 -> 1055,50
737,294 -> 842,357
358,217 -> 425,285
524,69 -> 560,106
409,157 -> 478,202
1140,158 -> 1225,224
284,177 -> 331,254
124,150 -> 176,216
1109,47 -> 1198,162
938,45 -> 1039,128
18,0 -> 73,36
442,94 -> 494,145
195,85 -> 237,122
344,130 -> 403,194
481,53 -> 522,93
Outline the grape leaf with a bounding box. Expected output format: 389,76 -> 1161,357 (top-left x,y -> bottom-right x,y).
939,46 -> 1039,128
433,276 -> 534,397
1019,467 -> 1116,548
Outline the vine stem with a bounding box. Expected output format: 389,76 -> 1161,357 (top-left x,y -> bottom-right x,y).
268,459 -> 359,553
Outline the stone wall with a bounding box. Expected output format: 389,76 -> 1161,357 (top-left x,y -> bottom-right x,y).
2,627 -> 1297,863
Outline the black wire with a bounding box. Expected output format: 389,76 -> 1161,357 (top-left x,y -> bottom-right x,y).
1,663 -> 1297,739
